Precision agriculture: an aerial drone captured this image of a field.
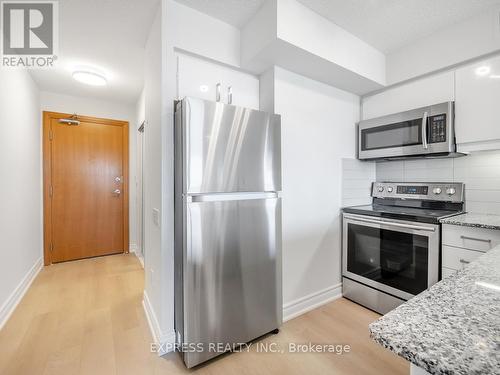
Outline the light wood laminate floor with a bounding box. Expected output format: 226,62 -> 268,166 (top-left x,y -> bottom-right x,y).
0,254 -> 408,375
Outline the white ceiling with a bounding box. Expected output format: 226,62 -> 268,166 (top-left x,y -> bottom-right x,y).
175,0 -> 266,28
296,0 -> 500,53
175,0 -> 500,53
30,0 -> 159,105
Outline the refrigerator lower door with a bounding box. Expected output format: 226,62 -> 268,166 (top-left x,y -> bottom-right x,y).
182,193 -> 282,368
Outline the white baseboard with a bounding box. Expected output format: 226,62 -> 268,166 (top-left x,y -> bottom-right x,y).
283,283 -> 342,322
130,244 -> 144,268
0,257 -> 43,330
142,291 -> 176,356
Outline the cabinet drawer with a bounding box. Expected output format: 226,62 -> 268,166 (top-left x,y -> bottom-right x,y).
442,224 -> 500,252
442,245 -> 483,270
442,267 -> 457,279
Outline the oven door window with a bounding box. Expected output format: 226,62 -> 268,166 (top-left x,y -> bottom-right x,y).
361,119 -> 422,151
347,223 -> 428,295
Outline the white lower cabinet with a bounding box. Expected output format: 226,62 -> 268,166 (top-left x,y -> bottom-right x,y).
442,245 -> 483,270
441,224 -> 499,277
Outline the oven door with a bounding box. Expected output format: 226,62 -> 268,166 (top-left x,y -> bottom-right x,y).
342,213 -> 439,301
358,102 -> 455,160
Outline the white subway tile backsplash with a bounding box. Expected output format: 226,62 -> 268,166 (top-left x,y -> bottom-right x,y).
453,151 -> 500,167
454,166 -> 500,179
342,198 -> 373,207
466,190 -> 500,203
404,167 -> 454,182
462,178 -> 500,190
342,188 -> 374,199
404,158 -> 453,170
342,158 -> 375,207
466,201 -> 500,215
376,151 -> 500,215
343,169 -> 376,180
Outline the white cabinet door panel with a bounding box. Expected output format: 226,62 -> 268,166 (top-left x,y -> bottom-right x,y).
455,55 -> 500,146
362,71 -> 455,120
442,224 -> 500,252
177,54 -> 260,110
442,245 -> 484,270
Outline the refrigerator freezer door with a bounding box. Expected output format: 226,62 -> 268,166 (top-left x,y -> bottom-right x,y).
182,97 -> 281,194
182,195 -> 282,368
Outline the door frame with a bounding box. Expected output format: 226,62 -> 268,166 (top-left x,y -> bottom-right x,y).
42,111 -> 130,265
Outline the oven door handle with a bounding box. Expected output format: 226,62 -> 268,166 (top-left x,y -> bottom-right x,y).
346,216 -> 436,232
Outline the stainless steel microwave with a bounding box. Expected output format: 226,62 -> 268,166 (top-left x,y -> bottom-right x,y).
358,102 -> 461,160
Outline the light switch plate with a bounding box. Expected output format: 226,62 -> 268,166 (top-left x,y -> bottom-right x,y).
152,208 -> 160,227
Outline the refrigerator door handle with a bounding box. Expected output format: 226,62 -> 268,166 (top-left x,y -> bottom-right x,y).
188,192 -> 279,203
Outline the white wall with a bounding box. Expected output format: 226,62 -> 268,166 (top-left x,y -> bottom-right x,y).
135,89 -> 145,259
273,67 -> 360,313
386,6 -> 500,84
0,69 -> 42,327
276,0 -> 386,85
40,91 -> 138,251
143,7 -> 165,343
342,159 -> 375,207
176,53 -> 260,109
136,88 -> 146,128
376,152 -> 500,215
170,0 -> 241,67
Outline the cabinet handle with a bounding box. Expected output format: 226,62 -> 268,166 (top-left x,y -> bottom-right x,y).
460,235 -> 492,243
459,258 -> 470,265
216,83 -> 221,102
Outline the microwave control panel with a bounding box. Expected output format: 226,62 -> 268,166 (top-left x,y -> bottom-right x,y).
429,114 -> 446,143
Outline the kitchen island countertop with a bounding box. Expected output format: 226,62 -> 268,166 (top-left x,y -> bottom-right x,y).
369,246 -> 500,375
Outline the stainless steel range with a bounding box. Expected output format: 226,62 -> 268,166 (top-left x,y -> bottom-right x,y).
342,182 -> 465,314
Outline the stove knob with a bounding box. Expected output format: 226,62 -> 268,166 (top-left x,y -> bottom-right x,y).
387,187 -> 393,193
433,187 -> 442,195
377,186 -> 384,192
446,187 -> 456,196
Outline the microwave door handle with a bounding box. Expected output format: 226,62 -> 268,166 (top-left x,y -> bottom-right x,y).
422,111 -> 429,149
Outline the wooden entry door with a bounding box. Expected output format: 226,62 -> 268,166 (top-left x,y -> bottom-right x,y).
43,112 -> 129,264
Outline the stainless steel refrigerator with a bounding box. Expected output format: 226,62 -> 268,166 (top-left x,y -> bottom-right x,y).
174,97 -> 282,368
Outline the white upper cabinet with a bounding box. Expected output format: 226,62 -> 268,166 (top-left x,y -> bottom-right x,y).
455,55 -> 500,152
362,71 -> 455,120
177,54 -> 260,110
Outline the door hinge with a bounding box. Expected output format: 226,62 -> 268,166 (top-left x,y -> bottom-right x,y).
50,243 -> 54,252
49,130 -> 53,141
49,185 -> 53,197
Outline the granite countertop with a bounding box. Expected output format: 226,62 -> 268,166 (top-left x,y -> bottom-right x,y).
369,246 -> 500,375
440,213 -> 500,231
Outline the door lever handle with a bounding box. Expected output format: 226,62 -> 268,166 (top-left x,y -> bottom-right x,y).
113,189 -> 121,195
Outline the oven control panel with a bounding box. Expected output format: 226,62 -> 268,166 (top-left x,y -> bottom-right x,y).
372,182 -> 464,203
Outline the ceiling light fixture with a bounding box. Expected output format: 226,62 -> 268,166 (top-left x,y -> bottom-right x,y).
72,70 -> 107,86
475,66 -> 491,76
